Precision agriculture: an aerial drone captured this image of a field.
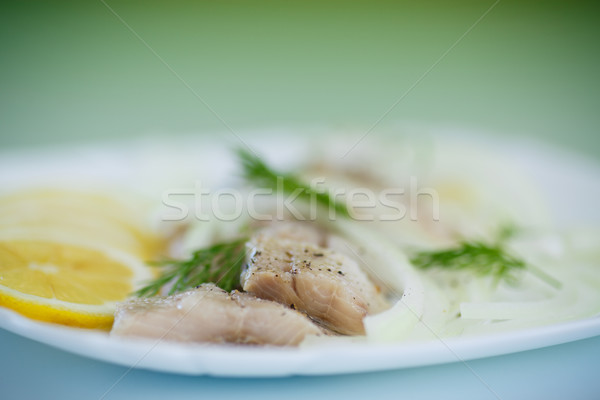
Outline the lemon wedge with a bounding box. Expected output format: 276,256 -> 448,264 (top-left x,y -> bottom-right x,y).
0,239 -> 153,329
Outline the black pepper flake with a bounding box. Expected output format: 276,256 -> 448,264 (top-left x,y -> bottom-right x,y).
313,253 -> 324,257
327,268 -> 331,272
338,271 -> 344,276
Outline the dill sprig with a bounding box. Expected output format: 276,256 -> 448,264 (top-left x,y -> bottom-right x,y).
237,148 -> 350,218
134,238 -> 248,297
410,240 -> 526,284
410,227 -> 561,288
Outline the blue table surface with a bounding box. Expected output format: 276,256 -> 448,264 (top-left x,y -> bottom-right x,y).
1,328 -> 599,400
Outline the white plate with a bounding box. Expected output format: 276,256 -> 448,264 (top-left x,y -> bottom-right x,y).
1,132 -> 599,377
1,305 -> 599,377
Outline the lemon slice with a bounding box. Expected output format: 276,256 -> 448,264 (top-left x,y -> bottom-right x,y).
0,188 -> 165,258
0,239 -> 154,329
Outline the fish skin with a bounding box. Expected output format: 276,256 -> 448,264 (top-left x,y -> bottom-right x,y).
241,232 -> 388,335
111,283 -> 323,346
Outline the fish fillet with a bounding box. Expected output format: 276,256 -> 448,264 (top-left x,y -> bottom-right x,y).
111,283 -> 322,346
241,230 -> 388,335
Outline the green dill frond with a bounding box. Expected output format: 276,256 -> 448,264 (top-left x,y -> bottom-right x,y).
237,148 -> 350,218
410,240 -> 526,284
134,238 -> 249,297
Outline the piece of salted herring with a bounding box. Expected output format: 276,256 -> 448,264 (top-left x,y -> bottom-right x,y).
241,231 -> 388,335
111,283 -> 323,346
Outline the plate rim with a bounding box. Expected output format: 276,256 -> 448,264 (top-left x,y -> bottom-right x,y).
1,306 -> 599,377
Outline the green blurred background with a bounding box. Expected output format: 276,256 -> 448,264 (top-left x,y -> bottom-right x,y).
1,0 -> 598,156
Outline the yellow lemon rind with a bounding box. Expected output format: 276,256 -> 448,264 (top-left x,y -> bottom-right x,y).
0,288 -> 115,330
